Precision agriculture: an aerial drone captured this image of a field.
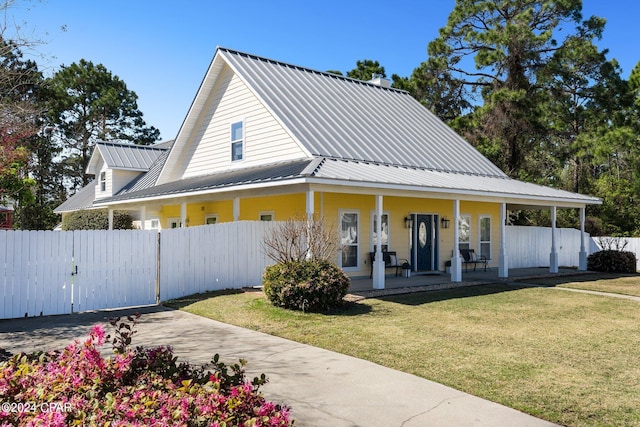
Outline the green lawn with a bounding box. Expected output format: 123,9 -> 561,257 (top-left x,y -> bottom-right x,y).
167,278 -> 640,427
524,273 -> 640,297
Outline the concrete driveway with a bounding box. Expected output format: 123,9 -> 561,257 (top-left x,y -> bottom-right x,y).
0,306 -> 557,426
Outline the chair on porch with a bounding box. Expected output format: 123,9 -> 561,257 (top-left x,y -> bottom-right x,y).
459,249 -> 488,272
369,251 -> 408,278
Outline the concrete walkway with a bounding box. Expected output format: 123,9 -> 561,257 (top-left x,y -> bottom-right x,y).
1,306 -> 556,426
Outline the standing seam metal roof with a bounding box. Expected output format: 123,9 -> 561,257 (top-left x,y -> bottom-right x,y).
97,141 -> 168,170
220,48 -> 506,177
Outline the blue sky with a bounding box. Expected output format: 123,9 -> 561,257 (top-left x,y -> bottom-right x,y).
9,0 -> 640,141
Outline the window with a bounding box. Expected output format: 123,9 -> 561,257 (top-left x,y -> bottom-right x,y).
231,121 -> 243,161
205,214 -> 218,225
458,215 -> 471,251
479,216 -> 491,259
149,219 -> 160,229
100,171 -> 106,192
371,212 -> 389,252
339,211 -> 359,269
259,211 -> 274,221
168,218 -> 182,229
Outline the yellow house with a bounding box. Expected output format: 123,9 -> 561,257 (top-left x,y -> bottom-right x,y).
55,47 -> 601,288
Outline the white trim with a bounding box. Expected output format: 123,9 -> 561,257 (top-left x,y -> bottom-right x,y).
93,175 -> 599,209
230,119 -> 245,162
370,210 -> 390,251
479,215 -> 492,260
259,211 -> 274,221
205,214 -> 219,225
338,209 -> 360,272
167,217 -> 182,229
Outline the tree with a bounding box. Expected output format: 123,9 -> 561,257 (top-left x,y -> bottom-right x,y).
45,60 -> 159,190
0,35 -> 41,209
346,59 -> 385,81
425,0 -> 606,178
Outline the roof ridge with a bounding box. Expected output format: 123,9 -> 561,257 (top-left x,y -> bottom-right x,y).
96,140 -> 169,151
217,46 -> 409,94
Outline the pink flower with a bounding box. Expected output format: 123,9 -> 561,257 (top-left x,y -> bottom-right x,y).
90,324 -> 106,346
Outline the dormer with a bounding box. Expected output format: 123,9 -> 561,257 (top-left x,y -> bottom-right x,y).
86,141 -> 170,200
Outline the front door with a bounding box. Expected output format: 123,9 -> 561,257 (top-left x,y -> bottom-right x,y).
413,214 -> 438,271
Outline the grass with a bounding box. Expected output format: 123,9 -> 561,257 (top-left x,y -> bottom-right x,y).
167,276 -> 640,427
524,273 -> 640,297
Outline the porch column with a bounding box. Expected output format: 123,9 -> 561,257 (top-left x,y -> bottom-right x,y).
499,202 -> 509,278
578,207 -> 588,271
140,205 -> 146,230
306,190 -> 314,260
108,208 -> 114,230
450,199 -> 462,282
233,197 -> 240,221
550,206 -> 559,273
373,195 -> 385,289
180,202 -> 187,228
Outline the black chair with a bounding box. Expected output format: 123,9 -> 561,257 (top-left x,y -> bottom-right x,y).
459,249 -> 488,272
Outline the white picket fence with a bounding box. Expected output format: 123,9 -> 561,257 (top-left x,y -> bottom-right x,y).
1,223 -> 638,320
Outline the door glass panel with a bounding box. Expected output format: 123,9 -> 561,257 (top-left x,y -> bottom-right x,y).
419,221 -> 427,248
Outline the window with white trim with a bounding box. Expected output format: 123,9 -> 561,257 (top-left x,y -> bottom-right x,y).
100,171 -> 106,192
168,218 -> 182,229
149,219 -> 160,229
371,211 -> 389,252
479,216 -> 491,259
231,121 -> 244,161
205,214 -> 218,225
339,211 -> 359,269
458,215 -> 471,251
259,211 -> 274,221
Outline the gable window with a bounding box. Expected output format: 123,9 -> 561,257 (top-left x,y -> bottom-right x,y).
458,215 -> 471,251
339,211 -> 359,270
371,212 -> 389,252
231,121 -> 244,161
479,216 -> 491,259
100,171 -> 106,192
259,211 -> 274,221
205,214 -> 218,225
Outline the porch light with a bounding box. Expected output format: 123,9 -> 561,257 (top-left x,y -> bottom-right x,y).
404,216 -> 413,229
441,216 -> 451,229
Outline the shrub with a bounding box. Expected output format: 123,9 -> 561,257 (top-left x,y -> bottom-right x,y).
0,320 -> 292,426
587,250 -> 637,273
263,259 -> 350,311
62,209 -> 133,230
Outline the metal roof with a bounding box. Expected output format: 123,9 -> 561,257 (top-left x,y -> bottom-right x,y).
93,141 -> 168,172
54,180 -> 99,213
220,48 -> 506,178
94,157 -> 600,206
97,159 -> 314,204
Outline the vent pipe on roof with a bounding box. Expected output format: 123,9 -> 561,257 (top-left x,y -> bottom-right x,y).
368,73 -> 390,88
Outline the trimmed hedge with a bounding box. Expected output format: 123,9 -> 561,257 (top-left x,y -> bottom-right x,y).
263,260 -> 350,311
587,250 -> 637,273
62,209 -> 133,230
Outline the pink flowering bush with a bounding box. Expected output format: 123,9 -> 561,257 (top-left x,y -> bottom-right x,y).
0,321 -> 292,426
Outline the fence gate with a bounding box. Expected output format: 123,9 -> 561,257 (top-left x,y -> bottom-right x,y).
1,230 -> 157,319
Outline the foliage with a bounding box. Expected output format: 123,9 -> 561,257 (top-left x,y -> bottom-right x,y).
44,59 -> 160,190
587,250 -> 637,273
263,259 -> 350,312
0,34 -> 42,209
61,209 -> 133,230
262,215 -> 337,263
0,322 -> 291,426
346,59 -> 386,81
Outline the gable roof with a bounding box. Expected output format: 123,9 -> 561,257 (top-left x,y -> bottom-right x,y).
87,141 -> 170,174
56,141 -> 173,214
159,47 -> 506,184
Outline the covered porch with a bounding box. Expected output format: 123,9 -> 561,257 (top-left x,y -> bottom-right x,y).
348,267 -> 594,298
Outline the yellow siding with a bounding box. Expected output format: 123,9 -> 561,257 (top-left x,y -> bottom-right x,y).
156,193 -> 502,276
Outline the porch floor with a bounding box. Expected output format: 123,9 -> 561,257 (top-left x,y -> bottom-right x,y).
347,267 -> 595,299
